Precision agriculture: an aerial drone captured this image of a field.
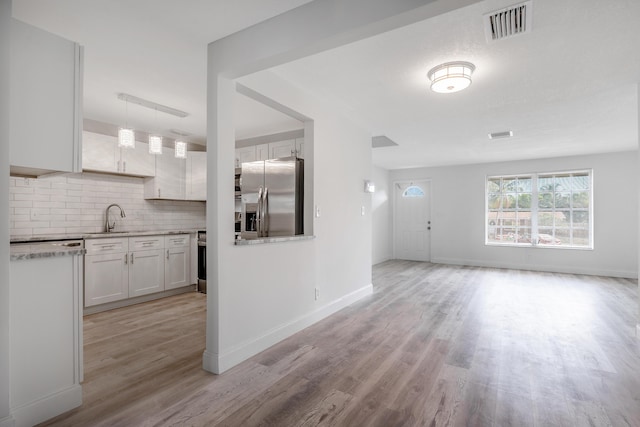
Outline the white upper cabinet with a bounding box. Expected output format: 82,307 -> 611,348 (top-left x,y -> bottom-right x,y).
120,142 -> 156,176
10,19 -> 83,177
269,139 -> 296,159
82,132 -> 118,173
256,143 -> 269,161
235,146 -> 257,167
82,131 -> 155,177
186,151 -> 206,201
295,137 -> 304,159
144,147 -> 186,200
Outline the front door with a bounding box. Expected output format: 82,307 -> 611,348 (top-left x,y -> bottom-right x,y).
394,180 -> 431,261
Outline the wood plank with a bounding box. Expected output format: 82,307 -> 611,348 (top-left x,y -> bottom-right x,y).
38,262 -> 640,426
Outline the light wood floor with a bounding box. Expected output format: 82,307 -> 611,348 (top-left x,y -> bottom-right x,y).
40,261 -> 640,426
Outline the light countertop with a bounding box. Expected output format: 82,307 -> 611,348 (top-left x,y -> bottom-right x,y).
10,241 -> 86,261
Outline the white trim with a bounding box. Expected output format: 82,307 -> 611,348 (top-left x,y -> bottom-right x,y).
0,416 -> 15,427
430,257 -> 637,279
203,283 -> 373,374
10,385 -> 81,427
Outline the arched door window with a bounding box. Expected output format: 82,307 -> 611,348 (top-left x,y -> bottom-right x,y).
402,185 -> 425,197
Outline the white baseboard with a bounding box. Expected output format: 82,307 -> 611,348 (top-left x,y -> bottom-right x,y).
430,257 -> 637,279
11,385 -> 81,427
203,283 -> 373,374
0,415 -> 15,427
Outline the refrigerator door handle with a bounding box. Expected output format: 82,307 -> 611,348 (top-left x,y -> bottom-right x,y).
263,187 -> 269,237
257,186 -> 263,237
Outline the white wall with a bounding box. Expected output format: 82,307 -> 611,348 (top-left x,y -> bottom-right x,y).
204,71 -> 373,372
204,0 -> 484,373
0,0 -> 12,423
372,166 -> 392,264
9,173 -> 205,238
390,151 -> 638,278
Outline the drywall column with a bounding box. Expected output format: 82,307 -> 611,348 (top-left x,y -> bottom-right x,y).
0,0 -> 14,425
204,0 -> 485,374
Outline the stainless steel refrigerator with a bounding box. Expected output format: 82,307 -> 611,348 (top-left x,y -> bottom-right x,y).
240,157 -> 304,239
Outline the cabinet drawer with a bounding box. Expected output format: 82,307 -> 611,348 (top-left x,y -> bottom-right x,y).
165,234 -> 190,248
85,238 -> 128,254
130,236 -> 163,251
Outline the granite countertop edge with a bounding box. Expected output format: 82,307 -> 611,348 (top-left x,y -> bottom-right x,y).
10,229 -> 204,243
10,244 -> 86,261
10,229 -> 204,260
234,235 -> 315,246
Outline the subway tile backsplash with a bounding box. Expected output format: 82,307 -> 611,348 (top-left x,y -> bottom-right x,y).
9,172 -> 205,237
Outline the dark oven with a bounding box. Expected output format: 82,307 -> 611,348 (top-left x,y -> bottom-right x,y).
197,230 -> 206,293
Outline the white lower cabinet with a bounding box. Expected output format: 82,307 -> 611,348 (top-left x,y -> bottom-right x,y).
85,234 -> 193,308
165,234 -> 190,290
84,238 -> 129,307
10,252 -> 84,426
128,235 -> 165,297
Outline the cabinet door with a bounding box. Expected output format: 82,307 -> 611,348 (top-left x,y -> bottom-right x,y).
120,142 -> 155,177
129,249 -> 165,297
256,143 -> 269,161
295,137 -> 304,159
82,131 -> 119,173
144,146 -> 186,199
269,139 -> 296,159
165,246 -> 190,289
165,234 -> 191,289
186,152 -> 206,201
85,252 -> 128,306
236,146 -> 257,165
10,19 -> 83,176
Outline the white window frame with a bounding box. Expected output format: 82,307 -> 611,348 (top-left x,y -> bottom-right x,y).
485,169 -> 593,250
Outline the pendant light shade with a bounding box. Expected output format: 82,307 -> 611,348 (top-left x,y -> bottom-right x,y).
427,61 -> 475,93
174,140 -> 187,159
118,128 -> 135,148
149,135 -> 163,154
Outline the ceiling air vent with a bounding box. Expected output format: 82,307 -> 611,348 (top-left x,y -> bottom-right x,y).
484,1 -> 532,42
488,131 -> 513,140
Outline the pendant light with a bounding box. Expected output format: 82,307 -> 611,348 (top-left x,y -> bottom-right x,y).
148,107 -> 163,155
118,99 -> 135,148
174,140 -> 187,159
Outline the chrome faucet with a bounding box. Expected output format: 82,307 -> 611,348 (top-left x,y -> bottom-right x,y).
105,203 -> 126,232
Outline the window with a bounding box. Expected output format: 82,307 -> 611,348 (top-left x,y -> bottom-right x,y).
486,170 -> 592,249
403,185 -> 425,197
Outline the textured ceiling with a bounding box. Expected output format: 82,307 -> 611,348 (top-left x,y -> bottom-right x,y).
12,0 -> 640,169
270,0 -> 640,168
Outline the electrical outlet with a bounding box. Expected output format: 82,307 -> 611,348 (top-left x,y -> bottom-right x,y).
315,288 -> 320,300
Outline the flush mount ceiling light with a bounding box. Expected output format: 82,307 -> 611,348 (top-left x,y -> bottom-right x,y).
427,61 -> 476,93
174,140 -> 187,159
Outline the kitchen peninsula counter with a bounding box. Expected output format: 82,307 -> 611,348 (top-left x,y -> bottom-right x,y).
10,240 -> 85,260
11,228 -> 203,243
